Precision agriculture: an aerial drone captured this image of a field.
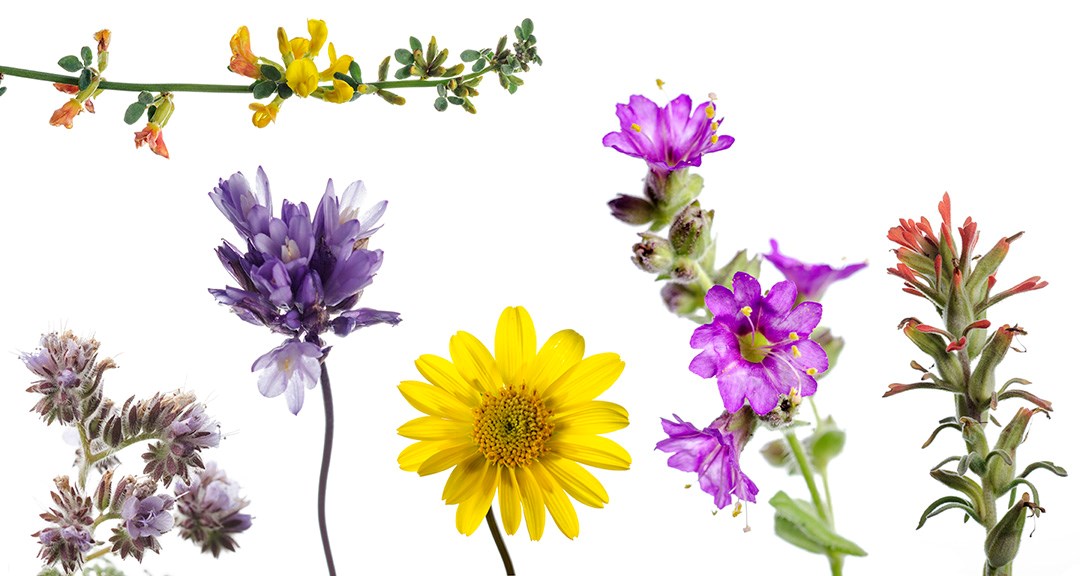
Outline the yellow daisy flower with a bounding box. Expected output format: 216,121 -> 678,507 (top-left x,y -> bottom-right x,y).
398,306 -> 631,540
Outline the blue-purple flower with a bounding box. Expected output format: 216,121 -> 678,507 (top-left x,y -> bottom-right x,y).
175,462 -> 252,557
122,494 -> 175,540
209,168 -> 401,414
602,94 -> 734,174
764,239 -> 867,302
656,411 -> 758,511
690,272 -> 828,414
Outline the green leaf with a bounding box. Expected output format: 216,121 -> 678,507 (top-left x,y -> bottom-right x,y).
436,83 -> 447,97
500,64 -> 514,75
81,46 -> 93,67
147,104 -> 157,119
1019,461 -> 1068,479
775,515 -> 827,554
521,18 -> 534,37
378,56 -> 390,82
137,91 -> 154,105
252,80 -> 277,100
394,48 -> 414,65
58,55 -> 83,72
433,96 -> 448,112
460,49 -> 481,62
447,95 -> 464,105
0,86 -> 7,98
349,61 -> 363,83
334,72 -> 358,89
507,82 -> 518,94
277,83 -> 294,99
916,495 -> 978,529
471,60 -> 485,73
514,25 -> 525,42
769,491 -> 867,557
78,69 -> 92,91
260,64 -> 282,82
394,66 -> 411,80
123,102 -> 146,125
409,36 -> 422,52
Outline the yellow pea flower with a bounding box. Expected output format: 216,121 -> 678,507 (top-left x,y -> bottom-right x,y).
308,19 -> 327,56
322,79 -> 354,104
286,58 -> 320,98
249,99 -> 281,128
319,43 -> 353,81
228,26 -> 261,79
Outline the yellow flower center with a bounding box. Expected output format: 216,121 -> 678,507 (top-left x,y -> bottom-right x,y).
738,331 -> 771,363
472,385 -> 554,468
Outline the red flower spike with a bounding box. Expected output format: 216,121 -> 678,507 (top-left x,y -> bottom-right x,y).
1001,276 -> 1048,297
946,337 -> 967,352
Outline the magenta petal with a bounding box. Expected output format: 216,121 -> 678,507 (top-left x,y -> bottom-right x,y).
763,281 -> 798,315
730,272 -> 762,310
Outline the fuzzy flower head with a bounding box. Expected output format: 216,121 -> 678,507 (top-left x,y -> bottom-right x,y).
603,94 -> 734,174
209,168 -> 400,413
398,306 -> 631,540
22,331 -> 115,425
690,272 -> 828,415
764,239 -> 867,302
656,409 -> 758,511
175,462 -> 252,557
33,477 -> 95,573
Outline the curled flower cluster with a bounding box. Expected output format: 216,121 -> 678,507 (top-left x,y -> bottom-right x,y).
174,462 -> 253,557
21,331 -> 114,425
33,477 -> 95,574
210,167 -> 400,413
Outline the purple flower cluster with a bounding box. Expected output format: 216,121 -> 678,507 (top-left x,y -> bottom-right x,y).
35,526 -> 93,573
656,412 -> 758,511
210,168 -> 401,413
602,94 -> 734,174
690,272 -> 828,415
175,462 -> 252,557
21,331 -> 113,425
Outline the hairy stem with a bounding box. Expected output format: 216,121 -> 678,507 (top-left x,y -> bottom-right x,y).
484,507 -> 515,575
83,546 -> 109,563
785,429 -> 844,575
318,362 -> 337,576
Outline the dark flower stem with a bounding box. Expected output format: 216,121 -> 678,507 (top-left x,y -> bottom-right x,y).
319,362 -> 337,576
484,507 -> 515,575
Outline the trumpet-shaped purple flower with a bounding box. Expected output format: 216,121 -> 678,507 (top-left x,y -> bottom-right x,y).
209,168 -> 400,413
122,494 -> 175,540
656,412 -> 758,510
603,94 -> 734,174
690,272 -> 828,414
764,239 -> 867,302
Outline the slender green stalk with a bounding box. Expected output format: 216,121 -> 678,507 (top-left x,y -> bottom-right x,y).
785,430 -> 844,576
484,507 -> 515,575
83,546 -> 109,563
90,512 -> 120,530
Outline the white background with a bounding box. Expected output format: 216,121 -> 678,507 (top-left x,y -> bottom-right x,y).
1,1 -> 1077,574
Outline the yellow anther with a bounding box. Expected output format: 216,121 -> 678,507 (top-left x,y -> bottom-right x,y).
710,121 -> 719,131
710,134 -> 719,144
740,306 -> 752,317
806,368 -> 818,376
733,501 -> 743,517
789,332 -> 799,341
705,104 -> 716,119
631,123 -> 642,132
791,345 -> 801,359
656,78 -> 665,89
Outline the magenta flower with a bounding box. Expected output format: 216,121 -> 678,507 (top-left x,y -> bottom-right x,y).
656,413 -> 758,510
602,94 -> 734,174
690,272 -> 828,414
764,239 -> 867,302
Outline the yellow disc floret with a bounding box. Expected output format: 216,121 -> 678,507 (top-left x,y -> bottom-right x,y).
472,385 -> 554,468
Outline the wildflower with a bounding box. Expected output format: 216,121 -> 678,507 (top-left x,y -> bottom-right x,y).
398,306 -> 630,540
21,331 -> 115,425
228,26 -> 261,79
122,493 -> 175,540
133,122 -> 169,158
689,272 -> 828,414
249,100 -> 280,127
33,477 -> 95,573
764,239 -> 867,302
209,168 -> 400,413
602,94 -> 734,174
286,57 -> 320,97
49,99 -> 83,129
175,462 -> 252,557
656,410 -> 758,511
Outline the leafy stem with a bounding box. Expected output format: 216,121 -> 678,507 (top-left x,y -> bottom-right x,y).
784,429 -> 844,576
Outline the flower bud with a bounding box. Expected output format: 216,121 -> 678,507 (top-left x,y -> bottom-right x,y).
986,407 -> 1036,496
968,325 -> 1015,410
608,194 -> 656,225
632,233 -> 675,274
985,493 -> 1042,569
660,282 -> 700,316
669,201 -> 713,258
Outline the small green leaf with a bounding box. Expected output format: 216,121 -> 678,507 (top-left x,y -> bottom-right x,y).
447,95 -> 464,106
770,491 -> 867,557
277,83 -> 294,99
147,104 -> 157,119
507,75 -> 524,86
514,26 -> 525,42
81,46 -> 93,67
349,61 -> 363,83
0,86 -> 7,98
377,89 -> 405,105
916,495 -> 978,529
436,83 -> 447,97
378,56 -> 390,82
137,91 -> 154,105
507,82 -> 518,94
58,55 -> 83,72
460,49 -> 481,62
462,98 -> 476,114
123,102 -> 146,125
394,49 -> 414,65
260,64 -> 282,82
775,515 -> 828,554
500,64 -> 514,75
394,66 -> 411,80
78,69 -> 92,91
471,60 -> 485,73
334,72 -> 358,89
409,36 -> 422,52
434,96 -> 448,111
521,18 -> 534,37
252,80 -> 277,100
496,35 -> 507,55
1019,461 -> 1068,479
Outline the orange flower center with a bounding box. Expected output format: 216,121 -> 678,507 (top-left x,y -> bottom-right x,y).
472,385 -> 554,467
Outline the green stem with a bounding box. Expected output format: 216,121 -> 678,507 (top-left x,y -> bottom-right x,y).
77,424 -> 93,489
785,429 -> 844,575
91,512 -> 120,531
808,396 -> 822,426
820,466 -> 836,525
83,546 -> 109,563
691,260 -> 717,296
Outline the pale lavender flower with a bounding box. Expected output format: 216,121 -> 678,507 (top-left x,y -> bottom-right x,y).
21,331 -> 114,425
656,411 -> 758,510
122,494 -> 175,540
175,462 -> 252,557
764,239 -> 867,302
253,339 -> 323,415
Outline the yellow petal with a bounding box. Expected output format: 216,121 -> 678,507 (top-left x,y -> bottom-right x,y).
398,380 -> 472,421
544,353 -> 624,406
308,19 -> 328,55
455,463 -> 498,535
449,331 -> 501,394
276,27 -> 290,58
397,416 -> 473,440
498,466 -> 522,534
398,440 -> 445,472
548,435 -> 631,470
516,465 -> 547,540
322,79 -> 354,104
415,354 -> 479,406
289,37 -> 310,60
442,454 -> 488,504
543,455 -> 609,508
418,441 -> 478,476
495,306 -> 536,386
526,329 -> 585,395
552,401 -> 630,435
285,58 -> 319,97
533,462 -> 580,539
